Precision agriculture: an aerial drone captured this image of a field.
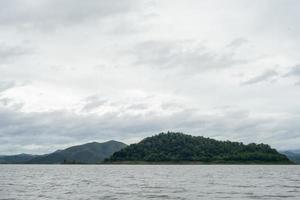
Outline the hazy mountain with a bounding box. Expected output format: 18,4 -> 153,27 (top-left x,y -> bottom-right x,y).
108,132 -> 292,164
27,140 -> 127,164
0,154 -> 37,164
1,140 -> 127,164
280,150 -> 300,164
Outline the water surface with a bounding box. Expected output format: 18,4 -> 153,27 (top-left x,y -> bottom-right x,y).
0,165 -> 299,199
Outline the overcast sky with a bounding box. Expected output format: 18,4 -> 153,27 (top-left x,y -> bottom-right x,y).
0,0 -> 300,154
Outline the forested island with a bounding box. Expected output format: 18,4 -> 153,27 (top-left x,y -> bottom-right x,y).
106,132 -> 292,164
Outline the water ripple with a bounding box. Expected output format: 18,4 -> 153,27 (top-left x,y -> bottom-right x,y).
0,165 -> 300,200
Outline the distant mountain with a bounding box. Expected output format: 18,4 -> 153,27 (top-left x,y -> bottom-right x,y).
107,132 -> 292,164
281,150 -> 300,164
0,154 -> 37,164
1,140 -> 127,164
27,140 -> 127,164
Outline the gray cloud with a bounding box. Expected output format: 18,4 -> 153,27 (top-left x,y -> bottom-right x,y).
0,0 -> 300,154
0,81 -> 29,110
227,38 -> 248,48
1,99 -> 299,154
261,1 -> 300,38
130,40 -> 247,74
126,103 -> 149,111
80,95 -> 108,112
0,0 -> 141,30
241,65 -> 300,86
0,80 -> 30,93
283,64 -> 300,85
241,70 -> 279,85
285,64 -> 300,77
0,81 -> 16,92
0,43 -> 33,63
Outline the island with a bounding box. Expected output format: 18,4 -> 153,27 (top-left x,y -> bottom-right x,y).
106,132 -> 292,164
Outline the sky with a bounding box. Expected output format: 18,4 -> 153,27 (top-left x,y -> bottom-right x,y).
0,0 -> 300,154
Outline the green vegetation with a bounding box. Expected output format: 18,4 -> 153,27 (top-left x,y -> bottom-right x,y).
62,159 -> 85,164
107,132 -> 292,164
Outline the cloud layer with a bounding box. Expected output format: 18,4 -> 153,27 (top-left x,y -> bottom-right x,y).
0,0 -> 300,154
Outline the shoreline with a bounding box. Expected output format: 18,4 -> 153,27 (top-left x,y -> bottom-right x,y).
0,161 -> 295,165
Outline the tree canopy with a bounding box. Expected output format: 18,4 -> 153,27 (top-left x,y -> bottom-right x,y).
107,132 -> 291,163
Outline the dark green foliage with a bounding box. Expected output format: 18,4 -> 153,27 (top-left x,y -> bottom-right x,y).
62,159 -> 85,164
108,132 -> 292,163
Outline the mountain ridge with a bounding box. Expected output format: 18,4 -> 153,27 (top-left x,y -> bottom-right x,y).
280,150 -> 300,164
0,140 -> 127,164
0,133 -> 293,164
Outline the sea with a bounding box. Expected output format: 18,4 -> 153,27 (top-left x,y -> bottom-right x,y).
0,165 -> 299,199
